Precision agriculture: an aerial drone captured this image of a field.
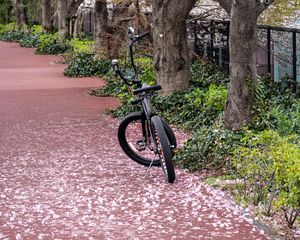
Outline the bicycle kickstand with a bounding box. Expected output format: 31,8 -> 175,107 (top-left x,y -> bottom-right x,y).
143,159 -> 155,178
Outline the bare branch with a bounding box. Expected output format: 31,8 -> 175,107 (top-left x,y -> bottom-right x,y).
216,0 -> 232,15
69,0 -> 84,16
187,7 -> 222,24
256,0 -> 275,17
133,0 -> 150,29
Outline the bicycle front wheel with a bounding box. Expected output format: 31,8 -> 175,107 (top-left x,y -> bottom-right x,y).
118,112 -> 177,167
118,112 -> 161,166
151,115 -> 176,183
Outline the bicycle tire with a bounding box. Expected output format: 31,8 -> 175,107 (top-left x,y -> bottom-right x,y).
162,118 -> 177,150
118,112 -> 176,166
150,115 -> 176,183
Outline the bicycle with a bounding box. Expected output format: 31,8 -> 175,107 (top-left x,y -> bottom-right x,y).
111,27 -> 177,183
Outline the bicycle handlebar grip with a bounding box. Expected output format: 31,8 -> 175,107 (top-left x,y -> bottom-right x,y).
111,59 -> 119,72
133,85 -> 162,95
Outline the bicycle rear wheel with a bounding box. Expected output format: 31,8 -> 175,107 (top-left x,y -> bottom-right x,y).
150,115 -> 176,183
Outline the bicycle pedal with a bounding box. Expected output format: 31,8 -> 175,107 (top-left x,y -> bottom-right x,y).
136,140 -> 146,151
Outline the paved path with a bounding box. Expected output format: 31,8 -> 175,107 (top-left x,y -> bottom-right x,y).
0,41 -> 268,239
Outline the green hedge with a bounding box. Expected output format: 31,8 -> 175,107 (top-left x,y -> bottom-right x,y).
19,25 -> 43,48
36,32 -> 70,55
233,130 -> 300,228
0,22 -> 28,42
64,53 -> 111,77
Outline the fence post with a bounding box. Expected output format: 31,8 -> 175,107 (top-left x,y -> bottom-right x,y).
193,22 -> 198,54
89,11 -> 92,33
219,46 -> 223,68
292,31 -> 297,92
210,20 -> 214,61
226,21 -> 230,73
267,27 -> 271,76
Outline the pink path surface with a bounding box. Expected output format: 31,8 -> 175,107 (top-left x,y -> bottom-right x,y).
0,41 -> 269,239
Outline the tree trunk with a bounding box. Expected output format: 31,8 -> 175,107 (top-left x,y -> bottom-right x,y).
224,1 -> 257,130
11,0 -> 27,29
68,0 -> 84,17
42,0 -> 53,32
216,0 -> 273,130
57,0 -> 69,38
152,0 -> 195,95
107,3 -> 131,59
133,0 -> 150,30
94,0 -> 109,56
51,10 -> 58,30
74,10 -> 84,37
73,17 -> 78,37
68,0 -> 84,36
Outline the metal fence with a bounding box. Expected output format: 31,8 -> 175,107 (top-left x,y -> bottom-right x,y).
81,14 -> 300,91
82,11 -> 94,33
190,19 -> 300,91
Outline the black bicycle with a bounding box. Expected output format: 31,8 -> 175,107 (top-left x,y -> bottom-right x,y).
112,27 -> 177,183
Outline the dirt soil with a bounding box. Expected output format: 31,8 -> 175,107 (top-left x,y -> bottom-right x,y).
0,41 -> 269,239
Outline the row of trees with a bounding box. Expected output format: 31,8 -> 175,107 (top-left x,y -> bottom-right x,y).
9,0 -> 279,130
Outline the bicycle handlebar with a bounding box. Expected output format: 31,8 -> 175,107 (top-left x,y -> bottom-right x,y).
112,29 -> 150,89
132,85 -> 161,95
111,59 -> 137,86
131,31 -> 150,42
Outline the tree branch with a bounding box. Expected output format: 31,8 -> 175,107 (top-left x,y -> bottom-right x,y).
187,7 -> 222,24
256,0 -> 275,17
216,0 -> 232,15
69,0 -> 84,16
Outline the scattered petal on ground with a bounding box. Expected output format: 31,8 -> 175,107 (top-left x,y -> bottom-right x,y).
0,41 -> 268,239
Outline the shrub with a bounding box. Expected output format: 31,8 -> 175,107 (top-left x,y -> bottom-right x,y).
30,25 -> 43,35
69,38 -> 94,54
153,84 -> 227,131
204,84 -> 228,112
101,59 -> 228,131
36,33 -> 69,54
19,33 -> 41,48
0,22 -> 18,33
233,130 -> 300,228
136,57 -> 156,85
19,25 -> 43,48
0,24 -> 43,47
269,100 -> 300,136
174,120 -> 244,171
64,53 -> 110,77
190,58 -> 229,88
0,30 -> 25,42
0,22 -> 29,42
252,76 -> 300,134
64,53 -> 95,77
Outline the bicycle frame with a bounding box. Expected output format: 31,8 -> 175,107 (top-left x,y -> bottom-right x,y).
113,28 -> 176,182
112,28 -> 162,153
111,29 -> 149,88
140,92 -> 155,150
141,94 -> 153,119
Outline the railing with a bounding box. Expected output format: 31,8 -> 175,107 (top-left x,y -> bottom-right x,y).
189,20 -> 300,92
